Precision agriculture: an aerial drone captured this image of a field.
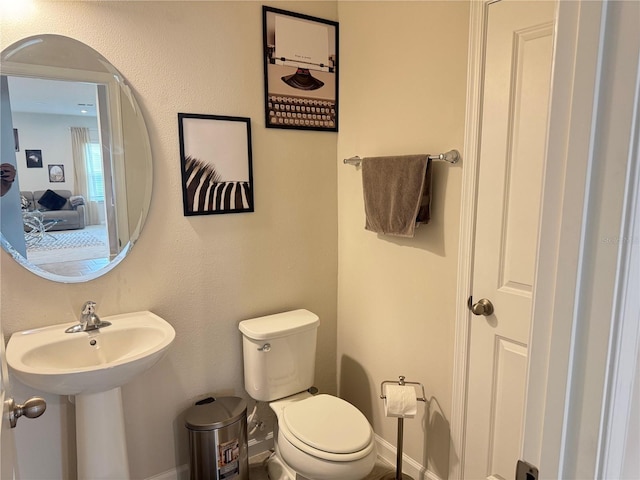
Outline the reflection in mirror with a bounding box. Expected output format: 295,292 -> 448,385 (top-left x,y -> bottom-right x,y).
0,35 -> 152,283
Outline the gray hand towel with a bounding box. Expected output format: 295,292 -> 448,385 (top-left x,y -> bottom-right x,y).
362,154 -> 432,237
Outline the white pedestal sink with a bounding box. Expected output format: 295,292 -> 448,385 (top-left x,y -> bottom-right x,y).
5,311 -> 175,480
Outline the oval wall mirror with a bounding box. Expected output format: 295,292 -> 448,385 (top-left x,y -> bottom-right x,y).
0,34 -> 152,283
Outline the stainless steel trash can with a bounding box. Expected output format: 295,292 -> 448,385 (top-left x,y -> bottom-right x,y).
185,396 -> 248,480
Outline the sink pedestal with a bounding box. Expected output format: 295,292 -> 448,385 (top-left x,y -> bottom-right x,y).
76,387 -> 130,479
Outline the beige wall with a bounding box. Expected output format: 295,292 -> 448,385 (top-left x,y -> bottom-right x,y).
2,1 -> 471,478
1,1 -> 338,478
337,2 -> 469,478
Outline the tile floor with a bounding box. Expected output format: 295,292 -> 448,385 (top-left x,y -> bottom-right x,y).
248,451 -> 397,479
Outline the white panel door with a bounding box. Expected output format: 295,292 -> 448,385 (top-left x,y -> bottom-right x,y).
463,1 -> 555,479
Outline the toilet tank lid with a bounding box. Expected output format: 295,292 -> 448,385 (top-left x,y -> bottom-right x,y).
239,309 -> 319,340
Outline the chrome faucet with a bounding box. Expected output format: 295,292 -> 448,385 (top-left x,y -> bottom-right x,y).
65,301 -> 112,333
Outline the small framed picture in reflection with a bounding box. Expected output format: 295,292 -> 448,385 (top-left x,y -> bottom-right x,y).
26,149 -> 42,168
48,164 -> 65,183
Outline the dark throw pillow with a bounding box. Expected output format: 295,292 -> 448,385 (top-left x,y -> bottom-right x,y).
37,189 -> 67,210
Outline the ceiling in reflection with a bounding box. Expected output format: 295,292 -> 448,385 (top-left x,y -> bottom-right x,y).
7,76 -> 97,117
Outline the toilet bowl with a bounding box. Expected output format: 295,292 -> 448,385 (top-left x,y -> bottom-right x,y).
268,393 -> 377,480
239,310 -> 377,480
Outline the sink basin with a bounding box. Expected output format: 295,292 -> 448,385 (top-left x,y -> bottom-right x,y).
6,311 -> 175,395
6,310 -> 175,478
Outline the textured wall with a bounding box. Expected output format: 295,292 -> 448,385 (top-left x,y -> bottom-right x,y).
1,1 -> 338,478
336,2 -> 469,478
2,1 -> 472,477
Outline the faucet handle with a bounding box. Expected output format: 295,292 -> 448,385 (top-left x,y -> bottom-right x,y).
66,301 -> 110,333
82,301 -> 97,315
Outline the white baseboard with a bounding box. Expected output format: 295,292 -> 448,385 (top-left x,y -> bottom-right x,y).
146,464 -> 188,480
147,432 -> 439,480
249,431 -> 275,457
145,432 -> 274,480
374,434 -> 442,480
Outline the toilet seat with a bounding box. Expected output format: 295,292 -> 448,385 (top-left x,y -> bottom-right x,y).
279,394 -> 375,462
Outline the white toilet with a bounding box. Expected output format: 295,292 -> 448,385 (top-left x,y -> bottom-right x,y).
239,309 -> 376,480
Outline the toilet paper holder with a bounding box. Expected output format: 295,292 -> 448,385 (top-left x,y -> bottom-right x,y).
379,376 -> 426,480
379,375 -> 426,402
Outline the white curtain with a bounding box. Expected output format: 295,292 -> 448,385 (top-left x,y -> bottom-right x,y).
71,127 -> 102,225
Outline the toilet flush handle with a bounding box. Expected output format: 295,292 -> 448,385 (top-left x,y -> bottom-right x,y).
257,343 -> 271,352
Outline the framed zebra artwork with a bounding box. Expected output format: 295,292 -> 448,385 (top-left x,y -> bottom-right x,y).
263,6 -> 339,132
178,113 -> 254,216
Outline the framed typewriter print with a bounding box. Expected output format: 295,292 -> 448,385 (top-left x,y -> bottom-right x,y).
263,6 -> 339,132
178,113 -> 254,216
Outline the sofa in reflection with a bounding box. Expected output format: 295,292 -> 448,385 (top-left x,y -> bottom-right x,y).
21,190 -> 86,231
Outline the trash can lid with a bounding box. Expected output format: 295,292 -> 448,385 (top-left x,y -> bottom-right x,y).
185,396 -> 248,431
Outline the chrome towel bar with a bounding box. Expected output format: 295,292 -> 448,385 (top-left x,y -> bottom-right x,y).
344,149 -> 460,167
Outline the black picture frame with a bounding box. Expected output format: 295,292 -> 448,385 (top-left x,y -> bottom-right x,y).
25,149 -> 42,168
262,6 -> 339,132
178,113 -> 254,216
48,164 -> 65,183
13,128 -> 19,152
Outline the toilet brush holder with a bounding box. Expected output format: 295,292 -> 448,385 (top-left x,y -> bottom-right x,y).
379,376 -> 426,480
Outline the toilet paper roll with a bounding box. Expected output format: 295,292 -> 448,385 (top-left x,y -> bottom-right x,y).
384,385 -> 417,418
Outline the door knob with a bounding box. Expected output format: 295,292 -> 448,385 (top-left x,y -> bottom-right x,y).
5,396 -> 46,428
469,297 -> 494,316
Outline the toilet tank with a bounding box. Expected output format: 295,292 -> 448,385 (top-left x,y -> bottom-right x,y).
239,309 -> 319,402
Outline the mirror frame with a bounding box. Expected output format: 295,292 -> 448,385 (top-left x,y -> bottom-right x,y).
1,34 -> 152,283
